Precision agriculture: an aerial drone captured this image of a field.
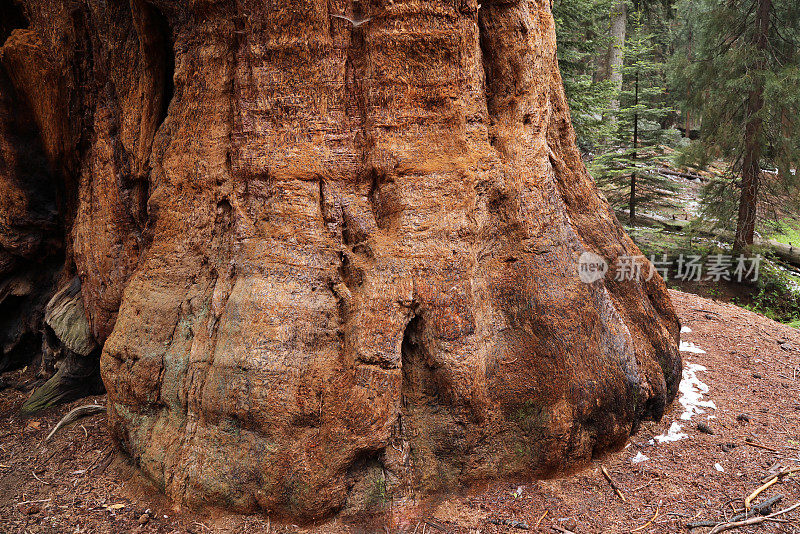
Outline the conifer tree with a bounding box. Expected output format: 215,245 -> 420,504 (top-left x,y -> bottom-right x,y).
677,0 -> 800,251
593,7 -> 677,222
553,0 -> 616,150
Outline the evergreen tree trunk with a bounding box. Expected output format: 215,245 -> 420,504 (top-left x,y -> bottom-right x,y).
606,1 -> 627,114
734,0 -> 771,252
685,38 -> 693,136
630,71 -> 639,222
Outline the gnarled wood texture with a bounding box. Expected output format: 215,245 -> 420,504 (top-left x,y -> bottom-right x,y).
0,0 -> 681,520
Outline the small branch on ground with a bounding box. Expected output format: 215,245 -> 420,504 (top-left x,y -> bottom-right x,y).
744,477 -> 779,509
688,496 -> 785,528
692,309 -> 722,316
17,498 -> 51,506
687,520 -> 718,529
762,466 -> 800,484
743,441 -> 778,453
657,168 -> 705,181
488,517 -> 529,530
730,495 -> 783,522
707,502 -> 800,534
423,518 -> 452,533
602,466 -> 627,502
31,471 -> 50,485
535,511 -> 548,528
631,503 -> 660,532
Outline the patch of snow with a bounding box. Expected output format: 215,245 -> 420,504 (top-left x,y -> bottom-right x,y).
681,326 -> 692,334
652,363 -> 716,444
654,422 -> 687,443
714,463 -> 724,472
679,363 -> 717,420
680,341 -> 706,354
631,452 -> 649,464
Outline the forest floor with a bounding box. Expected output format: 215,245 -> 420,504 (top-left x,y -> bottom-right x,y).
2,290 -> 800,534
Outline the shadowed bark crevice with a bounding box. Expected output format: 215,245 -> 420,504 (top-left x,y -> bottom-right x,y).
0,36 -> 65,375
148,3 -> 175,133
341,448 -> 390,517
398,313 -> 472,492
0,0 -> 27,44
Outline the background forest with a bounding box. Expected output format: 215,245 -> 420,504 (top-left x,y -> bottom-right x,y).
554,0 -> 800,327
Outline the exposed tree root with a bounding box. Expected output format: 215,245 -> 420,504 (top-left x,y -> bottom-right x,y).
45,404 -> 106,442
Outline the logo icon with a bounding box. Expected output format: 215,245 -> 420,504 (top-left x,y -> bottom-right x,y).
578,252 -> 608,283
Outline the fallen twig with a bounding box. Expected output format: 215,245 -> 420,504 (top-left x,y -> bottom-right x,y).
31,471 -> 50,485
631,503 -> 660,532
731,495 -> 783,521
93,450 -> 115,474
744,477 -> 779,509
743,441 -> 778,453
692,309 -> 721,316
423,519 -> 451,533
535,511 -> 548,528
17,498 -> 51,506
707,502 -> 800,534
687,520 -> 718,529
84,446 -> 112,473
45,404 -> 106,442
657,167 -> 704,181
551,527 -> 577,534
762,466 -> 800,484
488,517 -> 529,530
666,511 -> 698,519
602,466 -> 626,502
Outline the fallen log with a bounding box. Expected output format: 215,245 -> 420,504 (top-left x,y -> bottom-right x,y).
657,167 -> 705,181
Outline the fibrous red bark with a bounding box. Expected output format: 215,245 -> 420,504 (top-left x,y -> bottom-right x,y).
0,0 -> 681,521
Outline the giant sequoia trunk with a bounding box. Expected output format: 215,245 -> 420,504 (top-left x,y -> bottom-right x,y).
0,0 -> 681,521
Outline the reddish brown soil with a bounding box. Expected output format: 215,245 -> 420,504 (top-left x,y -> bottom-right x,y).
2,290 -> 800,534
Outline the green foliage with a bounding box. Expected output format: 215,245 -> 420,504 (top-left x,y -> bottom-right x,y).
670,139 -> 714,170
591,7 -> 678,217
553,0 -> 617,150
673,0 -> 800,232
552,0 -> 800,326
746,260 -> 800,324
666,0 -> 708,129
768,219 -> 800,246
